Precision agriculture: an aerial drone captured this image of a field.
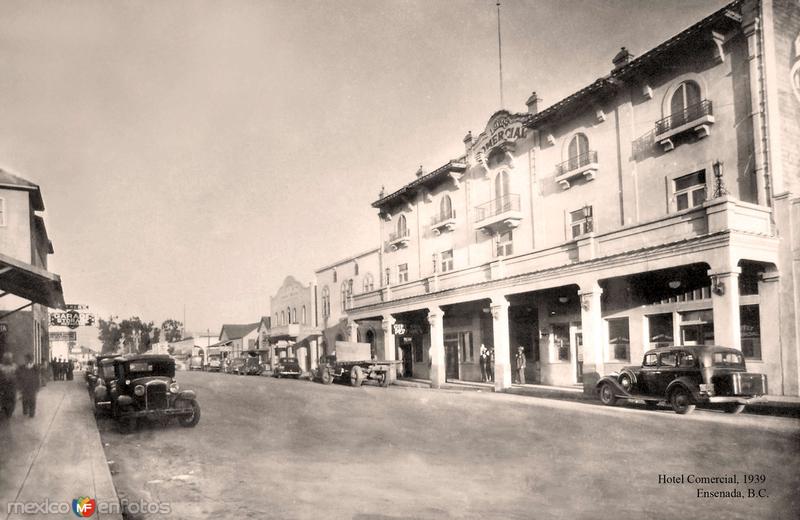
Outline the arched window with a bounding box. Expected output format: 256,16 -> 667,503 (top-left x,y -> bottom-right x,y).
440,194 -> 453,220
286,307 -> 291,324
280,311 -> 285,325
567,133 -> 589,170
301,305 -> 306,324
291,307 -> 296,324
494,171 -> 510,212
340,279 -> 353,311
321,286 -> 330,318
397,214 -> 408,237
670,81 -> 701,125
332,269 -> 337,283
354,262 -> 359,275
362,273 -> 374,292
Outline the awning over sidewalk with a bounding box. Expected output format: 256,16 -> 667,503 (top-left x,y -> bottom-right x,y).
0,252 -> 65,309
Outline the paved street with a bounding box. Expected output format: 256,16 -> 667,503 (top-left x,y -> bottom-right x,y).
97,371 -> 800,520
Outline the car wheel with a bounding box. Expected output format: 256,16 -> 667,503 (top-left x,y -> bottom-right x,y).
669,387 -> 696,415
599,382 -> 617,406
722,403 -> 746,414
176,399 -> 201,427
619,374 -> 633,393
118,415 -> 137,434
378,371 -> 391,388
350,366 -> 364,387
321,368 -> 334,385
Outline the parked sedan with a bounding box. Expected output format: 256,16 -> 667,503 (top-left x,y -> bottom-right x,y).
229,357 -> 247,375
273,357 -> 302,378
596,345 -> 767,414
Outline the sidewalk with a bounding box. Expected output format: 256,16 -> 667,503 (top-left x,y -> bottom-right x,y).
0,378 -> 121,519
393,377 -> 800,416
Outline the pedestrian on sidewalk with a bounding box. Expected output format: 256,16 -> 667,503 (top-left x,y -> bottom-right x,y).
0,352 -> 17,418
67,359 -> 74,381
479,344 -> 489,382
515,346 -> 527,385
17,354 -> 40,418
488,347 -> 495,383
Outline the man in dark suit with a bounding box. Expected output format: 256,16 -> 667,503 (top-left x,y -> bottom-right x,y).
17,354 -> 40,417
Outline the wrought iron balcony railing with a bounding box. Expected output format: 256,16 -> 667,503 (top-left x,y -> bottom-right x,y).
388,228 -> 411,242
474,194 -> 520,223
655,100 -> 713,135
431,209 -> 456,226
555,150 -> 598,176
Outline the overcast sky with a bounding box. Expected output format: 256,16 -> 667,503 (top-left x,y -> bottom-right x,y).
0,0 -> 729,338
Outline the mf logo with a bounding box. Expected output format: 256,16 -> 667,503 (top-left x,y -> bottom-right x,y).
72,497 -> 96,517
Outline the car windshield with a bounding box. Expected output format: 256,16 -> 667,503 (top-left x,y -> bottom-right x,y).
101,365 -> 115,378
711,351 -> 744,367
126,360 -> 174,378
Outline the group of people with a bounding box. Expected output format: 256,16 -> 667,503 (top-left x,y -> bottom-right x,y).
480,344 -> 528,385
0,353 -> 41,419
51,357 -> 74,381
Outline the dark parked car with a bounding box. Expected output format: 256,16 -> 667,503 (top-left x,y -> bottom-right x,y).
596,345 -> 767,414
90,356 -> 120,416
243,356 -> 264,376
108,354 -> 200,433
229,357 -> 247,375
273,357 -> 302,378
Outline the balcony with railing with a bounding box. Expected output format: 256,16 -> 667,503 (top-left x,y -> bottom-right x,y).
474,194 -> 522,232
431,209 -> 457,235
554,150 -> 598,190
654,99 -> 714,152
386,228 -> 411,251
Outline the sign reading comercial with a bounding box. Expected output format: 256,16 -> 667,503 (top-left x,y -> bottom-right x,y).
473,111 -> 528,158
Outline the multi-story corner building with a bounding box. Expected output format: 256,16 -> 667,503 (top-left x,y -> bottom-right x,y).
0,169 -> 65,364
267,276 -> 320,373
344,0 -> 800,396
314,248 -> 382,359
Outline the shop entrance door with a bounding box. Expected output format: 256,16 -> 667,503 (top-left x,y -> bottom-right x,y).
574,332 -> 584,383
444,336 -> 459,381
400,344 -> 413,378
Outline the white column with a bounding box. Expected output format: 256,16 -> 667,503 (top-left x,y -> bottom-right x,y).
381,315 -> 396,361
490,295 -> 512,392
578,281 -> 604,379
427,307 -> 446,389
709,267 -> 741,349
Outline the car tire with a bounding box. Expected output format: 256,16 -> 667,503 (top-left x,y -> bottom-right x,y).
379,371 -> 391,388
321,368 -> 334,385
599,382 -> 617,405
176,399 -> 201,427
619,374 -> 633,393
350,366 -> 364,387
118,415 -> 137,434
669,387 -> 696,415
722,403 -> 746,414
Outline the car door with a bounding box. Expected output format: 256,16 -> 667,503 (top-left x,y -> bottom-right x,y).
638,353 -> 660,395
653,351 -> 679,396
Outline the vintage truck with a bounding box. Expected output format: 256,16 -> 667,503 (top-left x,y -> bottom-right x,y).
318,341 -> 400,388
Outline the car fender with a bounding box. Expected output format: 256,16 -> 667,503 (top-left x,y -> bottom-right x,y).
117,395 -> 134,407
596,375 -> 632,397
666,378 -> 700,400
178,390 -> 196,400
595,372 -> 620,389
94,385 -> 109,401
618,368 -> 639,385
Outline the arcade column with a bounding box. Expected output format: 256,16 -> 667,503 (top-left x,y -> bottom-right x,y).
427,307 -> 445,389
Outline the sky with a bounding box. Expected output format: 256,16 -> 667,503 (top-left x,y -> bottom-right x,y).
0,0 -> 731,338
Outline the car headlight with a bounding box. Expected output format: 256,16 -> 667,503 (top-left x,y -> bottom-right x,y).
134,385 -> 145,396
170,382 -> 180,394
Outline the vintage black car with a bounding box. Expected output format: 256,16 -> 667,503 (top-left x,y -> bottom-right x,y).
228,357 -> 247,375
596,345 -> 767,414
243,356 -> 264,376
108,354 -> 200,433
90,356 -> 120,416
273,357 -> 302,378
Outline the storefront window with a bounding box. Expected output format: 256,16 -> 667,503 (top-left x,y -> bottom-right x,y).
740,305 -> 761,359
648,313 -> 674,348
607,318 -> 630,361
680,309 -> 714,345
459,331 -> 473,363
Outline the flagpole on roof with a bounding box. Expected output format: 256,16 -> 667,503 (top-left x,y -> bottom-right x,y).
496,0 -> 505,109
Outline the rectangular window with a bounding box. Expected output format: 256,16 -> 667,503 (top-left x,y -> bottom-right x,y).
440,250 -> 453,272
674,170 -> 706,211
648,313 -> 674,348
398,263 -> 408,283
552,323 -> 570,361
740,305 -> 761,359
570,205 -> 593,238
607,318 -> 630,361
496,230 -> 513,257
384,268 -> 391,285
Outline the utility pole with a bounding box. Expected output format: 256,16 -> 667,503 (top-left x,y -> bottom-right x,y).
496,1 -> 505,109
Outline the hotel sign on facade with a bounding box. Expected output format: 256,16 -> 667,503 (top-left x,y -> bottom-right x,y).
472,112 -> 527,162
